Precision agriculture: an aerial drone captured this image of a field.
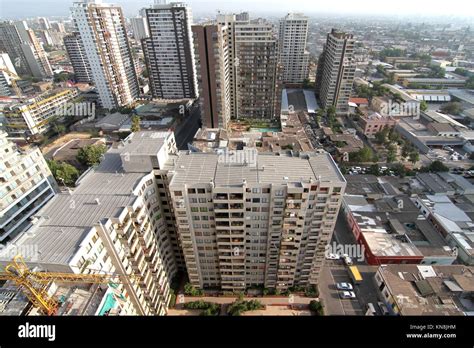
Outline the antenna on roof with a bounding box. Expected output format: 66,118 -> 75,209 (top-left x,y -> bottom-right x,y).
95,198 -> 101,205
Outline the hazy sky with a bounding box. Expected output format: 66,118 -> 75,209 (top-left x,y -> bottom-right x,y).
1,0 -> 474,19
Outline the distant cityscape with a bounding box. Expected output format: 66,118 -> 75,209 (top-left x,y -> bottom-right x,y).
0,0 -> 473,319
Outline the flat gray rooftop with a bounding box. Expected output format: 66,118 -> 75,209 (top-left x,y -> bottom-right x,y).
170,151 -> 345,187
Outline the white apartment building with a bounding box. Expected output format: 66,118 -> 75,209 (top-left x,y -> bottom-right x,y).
0,131 -> 57,242
64,32 -> 93,83
0,131 -> 180,315
130,14 -> 149,41
316,29 -> 356,115
216,12 -> 249,119
71,0 -> 139,110
142,2 -> 197,99
278,13 -> 310,84
0,21 -> 52,78
0,53 -> 17,96
167,149 -> 346,291
4,88 -> 80,138
14,21 -> 53,78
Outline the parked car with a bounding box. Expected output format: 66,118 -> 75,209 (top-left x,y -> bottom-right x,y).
342,254 -> 353,265
339,291 -> 356,299
336,282 -> 353,290
326,253 -> 340,260
378,302 -> 390,315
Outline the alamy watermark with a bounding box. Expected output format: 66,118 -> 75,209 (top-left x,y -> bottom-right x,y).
379,100 -> 420,119
55,102 -> 96,118
217,149 -> 257,166
325,241 -> 365,262
0,244 -> 40,262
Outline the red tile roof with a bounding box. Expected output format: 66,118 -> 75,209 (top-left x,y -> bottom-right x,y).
349,97 -> 369,105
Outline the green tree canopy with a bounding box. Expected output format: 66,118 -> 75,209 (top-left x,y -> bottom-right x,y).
47,160 -> 79,186
76,144 -> 107,167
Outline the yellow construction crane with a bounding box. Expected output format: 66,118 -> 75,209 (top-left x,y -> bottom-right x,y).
0,68 -> 22,98
0,255 -> 140,316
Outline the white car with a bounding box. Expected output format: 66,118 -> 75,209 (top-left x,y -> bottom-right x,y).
339,291 -> 356,299
326,253 -> 340,260
342,254 -> 353,265
336,282 -> 353,291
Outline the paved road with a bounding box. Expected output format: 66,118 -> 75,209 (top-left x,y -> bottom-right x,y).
175,103 -> 201,150
318,212 -> 381,315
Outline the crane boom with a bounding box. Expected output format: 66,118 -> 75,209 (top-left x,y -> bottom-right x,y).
0,255 -> 139,315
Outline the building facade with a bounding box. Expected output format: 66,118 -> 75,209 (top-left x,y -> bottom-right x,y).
316,29 -> 356,115
234,18 -> 281,119
142,2 -> 197,99
0,131 -> 57,243
0,21 -> 52,78
167,150 -> 346,291
278,13 -> 309,84
71,0 -> 139,110
0,131 -> 181,315
64,32 -> 93,83
192,23 -> 231,129
4,88 -> 80,138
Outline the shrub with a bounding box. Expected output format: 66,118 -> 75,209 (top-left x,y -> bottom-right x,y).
227,299 -> 264,316
309,300 -> 324,315
183,283 -> 204,296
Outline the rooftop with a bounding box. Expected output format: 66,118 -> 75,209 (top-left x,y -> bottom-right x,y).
379,264 -> 474,315
169,150 -> 345,188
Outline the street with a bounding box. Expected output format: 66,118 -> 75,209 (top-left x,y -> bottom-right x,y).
318,212 -> 381,315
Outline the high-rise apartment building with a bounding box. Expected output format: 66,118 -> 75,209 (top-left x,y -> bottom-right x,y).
64,32 -> 93,83
142,2 -> 197,99
71,0 -> 139,110
130,13 -> 149,41
192,23 -> 231,129
278,13 -> 310,84
0,131 -> 57,243
167,149 -> 346,291
234,19 -> 281,119
0,21 -> 53,78
316,29 -> 356,115
0,131 -> 181,315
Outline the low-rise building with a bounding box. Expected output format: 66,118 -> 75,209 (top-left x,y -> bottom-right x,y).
342,195 -> 456,265
4,88 -> 80,138
414,195 -> 474,266
374,264 -> 474,315
359,111 -> 398,138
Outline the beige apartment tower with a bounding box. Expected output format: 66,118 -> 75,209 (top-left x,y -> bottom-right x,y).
167,149 -> 346,291
316,29 -> 356,115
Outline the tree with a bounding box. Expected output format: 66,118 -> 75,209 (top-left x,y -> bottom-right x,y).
420,160 -> 449,173
409,151 -> 419,165
76,144 -> 107,167
184,283 -> 203,296
386,146 -> 397,163
47,160 -> 79,186
440,102 -> 463,115
131,115 -> 141,132
368,164 -> 380,176
53,122 -> 66,135
374,130 -> 386,144
350,146 -> 374,163
420,100 -> 428,112
309,300 -> 324,315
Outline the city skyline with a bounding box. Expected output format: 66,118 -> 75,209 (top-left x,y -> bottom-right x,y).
2,0 -> 474,19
